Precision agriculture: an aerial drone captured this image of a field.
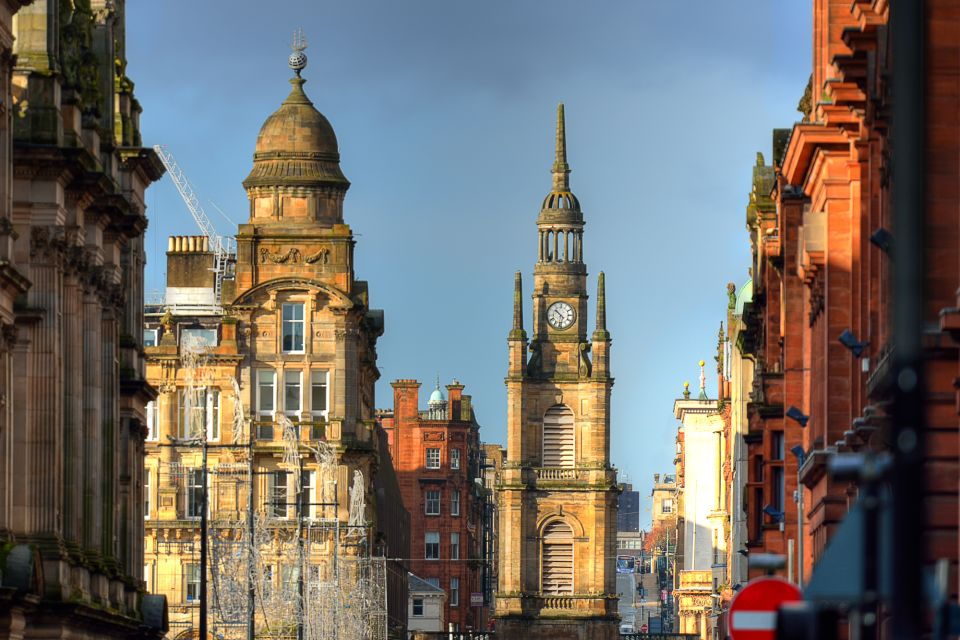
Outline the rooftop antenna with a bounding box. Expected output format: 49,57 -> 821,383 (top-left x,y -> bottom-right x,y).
289,28 -> 308,76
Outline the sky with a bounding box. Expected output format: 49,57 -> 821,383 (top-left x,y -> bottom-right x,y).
126,1 -> 811,528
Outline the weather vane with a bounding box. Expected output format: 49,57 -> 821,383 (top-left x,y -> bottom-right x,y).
289,28 -> 308,76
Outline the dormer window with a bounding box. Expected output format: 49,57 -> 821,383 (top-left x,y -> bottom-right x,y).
282,303 -> 305,352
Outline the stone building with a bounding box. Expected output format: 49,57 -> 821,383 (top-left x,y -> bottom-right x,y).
407,572 -> 447,633
480,443 -> 505,627
671,364 -> 726,640
495,104 -> 618,640
142,50 -> 409,639
0,1 -> 168,638
378,378 -> 485,631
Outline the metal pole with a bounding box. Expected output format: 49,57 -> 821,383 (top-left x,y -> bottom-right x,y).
200,438 -> 208,640
247,436 -> 256,640
797,473 -> 804,587
890,0 -> 926,637
297,456 -> 305,640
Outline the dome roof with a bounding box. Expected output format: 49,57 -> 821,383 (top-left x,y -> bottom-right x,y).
243,78 -> 349,189
734,279 -> 753,315
428,386 -> 445,405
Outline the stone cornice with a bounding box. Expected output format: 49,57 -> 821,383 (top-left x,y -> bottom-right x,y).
780,123 -> 849,188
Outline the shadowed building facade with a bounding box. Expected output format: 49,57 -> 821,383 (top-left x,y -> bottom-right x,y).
495,104 -> 618,640
0,1 -> 168,638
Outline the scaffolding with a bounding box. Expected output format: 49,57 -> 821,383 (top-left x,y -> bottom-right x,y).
152,337 -> 388,640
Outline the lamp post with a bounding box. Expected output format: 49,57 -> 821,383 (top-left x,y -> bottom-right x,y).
790,445 -> 806,588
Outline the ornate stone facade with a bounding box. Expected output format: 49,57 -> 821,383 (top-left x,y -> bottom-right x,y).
494,105 -> 618,640
142,52 -> 409,640
0,1 -> 167,638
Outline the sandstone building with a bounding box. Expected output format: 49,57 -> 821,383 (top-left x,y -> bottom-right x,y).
495,104 -> 618,640
142,50 -> 409,639
0,1 -> 168,638
378,378 -> 485,631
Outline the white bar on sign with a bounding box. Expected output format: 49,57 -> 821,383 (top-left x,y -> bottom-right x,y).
732,611 -> 777,631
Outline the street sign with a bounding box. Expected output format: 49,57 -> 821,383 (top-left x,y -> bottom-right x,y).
640,623 -> 648,633
728,577 -> 802,640
470,592 -> 484,606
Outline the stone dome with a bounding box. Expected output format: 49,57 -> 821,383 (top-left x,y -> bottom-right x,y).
243,78 -> 349,189
428,386 -> 445,405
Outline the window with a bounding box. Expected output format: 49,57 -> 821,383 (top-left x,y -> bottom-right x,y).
144,469 -> 152,519
143,328 -> 158,347
185,563 -> 201,601
541,521 -> 574,595
268,470 -> 289,519
145,401 -> 159,441
450,532 -> 460,560
412,598 -> 424,617
282,303 -> 305,352
425,448 -> 441,469
300,469 -> 316,520
451,490 -> 460,517
181,328 -> 217,348
425,577 -> 440,588
258,370 -> 276,438
281,565 -> 299,594
284,370 -> 302,418
425,532 -> 440,560
425,490 -> 440,516
772,431 -> 785,460
263,565 -> 274,598
451,448 -> 461,470
771,467 -> 785,513
662,498 -> 673,515
543,405 -> 575,467
450,577 -> 460,607
187,469 -> 204,519
311,371 -> 328,420
179,388 -> 220,440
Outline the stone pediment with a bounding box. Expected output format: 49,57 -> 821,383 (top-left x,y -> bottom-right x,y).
231,276 -> 354,310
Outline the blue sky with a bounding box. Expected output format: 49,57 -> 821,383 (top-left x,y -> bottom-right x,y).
127,2 -> 811,527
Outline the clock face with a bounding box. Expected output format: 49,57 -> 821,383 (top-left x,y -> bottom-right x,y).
547,301 -> 575,330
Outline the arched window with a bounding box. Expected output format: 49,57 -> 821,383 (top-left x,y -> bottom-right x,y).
542,405 -> 575,467
541,520 -> 574,595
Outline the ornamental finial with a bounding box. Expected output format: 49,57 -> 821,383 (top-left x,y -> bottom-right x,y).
289,28 -> 308,76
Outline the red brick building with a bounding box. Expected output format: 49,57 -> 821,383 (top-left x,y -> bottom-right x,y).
379,379 -> 485,631
732,0 -> 959,624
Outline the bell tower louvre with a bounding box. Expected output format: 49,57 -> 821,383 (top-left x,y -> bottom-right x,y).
495,104 -> 619,640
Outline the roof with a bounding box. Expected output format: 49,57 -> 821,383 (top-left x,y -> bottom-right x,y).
408,573 -> 445,595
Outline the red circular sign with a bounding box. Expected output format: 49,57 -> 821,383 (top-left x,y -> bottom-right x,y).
728,577 -> 802,640
640,624 -> 648,633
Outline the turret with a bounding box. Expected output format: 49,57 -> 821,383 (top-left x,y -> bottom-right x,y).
507,271 -> 528,379
592,271 -> 611,378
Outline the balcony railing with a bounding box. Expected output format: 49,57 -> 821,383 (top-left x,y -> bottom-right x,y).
534,467 -> 582,481
253,419 -> 326,443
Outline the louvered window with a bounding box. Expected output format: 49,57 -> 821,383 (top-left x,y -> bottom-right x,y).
541,521 -> 574,595
542,405 -> 575,467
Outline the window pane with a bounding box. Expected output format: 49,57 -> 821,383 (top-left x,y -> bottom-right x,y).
282,303 -> 305,352
269,471 -> 288,518
182,328 -> 218,348
451,491 -> 460,516
426,490 -> 440,515
144,470 -> 151,519
451,449 -> 461,470
311,371 -> 328,416
425,532 -> 439,560
258,371 -> 275,413
143,329 -> 158,347
285,371 -> 301,414
451,532 -> 459,560
426,448 -> 440,469
451,577 -> 459,606
413,598 -> 424,616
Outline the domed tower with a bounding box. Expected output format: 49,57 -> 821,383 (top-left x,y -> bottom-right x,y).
497,104 -> 618,640
230,40 -> 384,482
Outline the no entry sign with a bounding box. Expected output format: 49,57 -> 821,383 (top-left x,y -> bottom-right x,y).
728,577 -> 802,640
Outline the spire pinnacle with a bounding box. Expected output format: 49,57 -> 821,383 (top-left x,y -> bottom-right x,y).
552,103 -> 570,190
593,272 -> 610,342
510,271 -> 526,341
288,28 -> 308,77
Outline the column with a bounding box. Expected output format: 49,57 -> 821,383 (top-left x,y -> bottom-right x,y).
157,387 -> 178,520
563,230 -> 569,262
82,290 -> 102,556
63,276 -> 83,550
552,230 -> 558,262
538,231 -> 544,262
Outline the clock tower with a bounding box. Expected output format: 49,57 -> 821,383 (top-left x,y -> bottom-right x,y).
495,105 -> 618,640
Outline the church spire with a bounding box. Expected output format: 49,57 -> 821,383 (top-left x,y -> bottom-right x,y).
552,103 -> 570,191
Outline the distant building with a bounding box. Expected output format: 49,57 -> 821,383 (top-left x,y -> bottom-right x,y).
481,444 -> 506,624
379,378 -> 485,631
408,573 -> 447,633
618,483 -> 640,532
672,363 -> 726,640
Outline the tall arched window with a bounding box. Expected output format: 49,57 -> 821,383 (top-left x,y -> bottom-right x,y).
542,405 -> 575,467
541,520 -> 574,595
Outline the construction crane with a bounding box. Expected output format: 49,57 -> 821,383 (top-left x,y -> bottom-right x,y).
152,144 -> 235,310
